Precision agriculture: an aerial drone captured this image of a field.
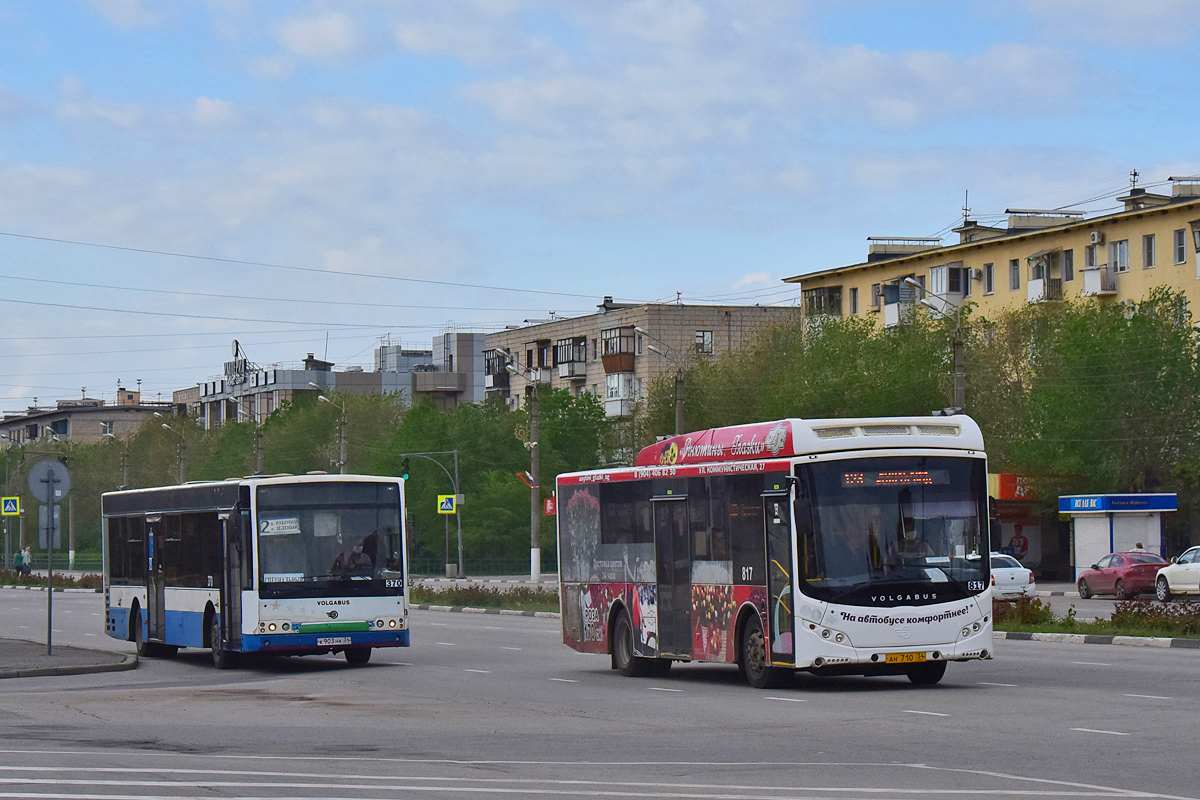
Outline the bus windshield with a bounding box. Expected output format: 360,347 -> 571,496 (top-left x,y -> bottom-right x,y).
256,482 -> 403,599
795,455 -> 987,606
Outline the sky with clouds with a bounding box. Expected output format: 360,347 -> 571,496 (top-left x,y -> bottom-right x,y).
1,0 -> 1200,408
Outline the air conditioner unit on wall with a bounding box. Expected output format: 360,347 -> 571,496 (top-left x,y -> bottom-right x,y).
1090,230 -> 1105,244
969,268 -> 983,280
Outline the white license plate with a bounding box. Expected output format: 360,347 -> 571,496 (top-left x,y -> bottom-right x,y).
317,636 -> 352,646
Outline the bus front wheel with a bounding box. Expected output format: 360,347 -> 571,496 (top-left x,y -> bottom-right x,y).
344,648 -> 372,666
906,660 -> 947,685
210,614 -> 237,670
740,615 -> 787,689
611,610 -> 651,677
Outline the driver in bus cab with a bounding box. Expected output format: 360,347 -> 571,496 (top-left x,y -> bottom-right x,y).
888,516 -> 932,566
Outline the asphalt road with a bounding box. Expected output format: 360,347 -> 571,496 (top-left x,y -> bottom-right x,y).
1,588 -> 1199,799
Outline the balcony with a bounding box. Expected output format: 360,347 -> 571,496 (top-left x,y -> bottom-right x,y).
1080,265 -> 1117,297
601,352 -> 635,374
1027,277 -> 1063,303
604,398 -> 635,418
557,361 -> 587,380
484,371 -> 509,390
414,371 -> 469,393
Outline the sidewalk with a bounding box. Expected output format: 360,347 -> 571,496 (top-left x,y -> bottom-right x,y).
0,638 -> 136,679
1035,581 -> 1080,598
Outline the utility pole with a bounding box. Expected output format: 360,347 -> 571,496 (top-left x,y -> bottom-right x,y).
254,422 -> 264,474
338,409 -> 348,475
674,370 -> 685,436
529,385 -> 541,583
953,325 -> 965,410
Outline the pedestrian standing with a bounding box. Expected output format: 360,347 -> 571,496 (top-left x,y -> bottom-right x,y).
10,548 -> 22,574
21,546 -> 31,575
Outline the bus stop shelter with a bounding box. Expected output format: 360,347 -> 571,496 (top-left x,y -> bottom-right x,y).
1059,493 -> 1177,581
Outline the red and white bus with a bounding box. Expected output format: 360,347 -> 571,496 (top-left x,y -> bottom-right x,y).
557,416 -> 992,687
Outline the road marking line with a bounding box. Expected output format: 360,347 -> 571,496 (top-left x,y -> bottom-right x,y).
648,687 -> 683,692
501,646 -> 521,650
435,642 -> 456,646
1071,727 -> 1129,736
766,696 -> 806,702
1124,693 -> 1170,700
428,622 -> 447,626
1070,661 -> 1110,666
83,633 -> 96,636
464,669 -> 490,674
548,678 -> 579,683
977,682 -> 1017,687
903,710 -> 950,717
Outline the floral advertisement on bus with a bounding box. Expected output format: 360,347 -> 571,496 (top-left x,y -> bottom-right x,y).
561,582 -> 657,656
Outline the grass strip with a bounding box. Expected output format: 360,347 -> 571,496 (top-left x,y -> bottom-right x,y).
411,584 -> 560,613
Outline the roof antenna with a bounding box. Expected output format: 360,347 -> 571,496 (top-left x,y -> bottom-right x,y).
961,189 -> 971,225
1130,169 -> 1140,190
324,332 -> 329,362
676,291 -> 682,305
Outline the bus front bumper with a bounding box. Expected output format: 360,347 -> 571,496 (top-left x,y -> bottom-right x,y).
241,629 -> 410,653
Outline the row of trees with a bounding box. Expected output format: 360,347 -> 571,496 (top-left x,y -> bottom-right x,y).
2,389 -> 608,572
8,287 -> 1199,570
643,287 -> 1200,541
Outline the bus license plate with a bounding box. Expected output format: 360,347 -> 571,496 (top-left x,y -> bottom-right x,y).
886,652 -> 926,664
317,636 -> 352,646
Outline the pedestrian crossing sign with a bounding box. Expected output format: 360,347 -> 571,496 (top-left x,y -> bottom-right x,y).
1,497 -> 18,516
437,494 -> 456,515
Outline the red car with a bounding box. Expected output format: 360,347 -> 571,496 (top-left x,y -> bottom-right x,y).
1077,552 -> 1168,600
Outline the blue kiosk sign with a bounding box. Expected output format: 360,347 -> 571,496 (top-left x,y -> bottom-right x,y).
1059,494 -> 1178,514
1059,493 -> 1177,580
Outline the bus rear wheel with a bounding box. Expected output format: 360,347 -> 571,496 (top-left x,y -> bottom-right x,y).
906,660 -> 947,685
344,648 -> 372,666
740,616 -> 787,689
611,610 -> 652,677
210,614 -> 237,670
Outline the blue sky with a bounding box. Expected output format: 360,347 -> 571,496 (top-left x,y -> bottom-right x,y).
2,0 -> 1200,408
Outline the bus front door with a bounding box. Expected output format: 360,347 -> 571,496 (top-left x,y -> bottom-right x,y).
144,515 -> 166,643
653,496 -> 691,658
220,514 -> 242,651
763,494 -> 795,666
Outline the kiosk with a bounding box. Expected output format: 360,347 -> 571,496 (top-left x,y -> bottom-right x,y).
1059,493 -> 1177,580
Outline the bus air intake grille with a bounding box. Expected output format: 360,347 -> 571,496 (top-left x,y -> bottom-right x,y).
861,425 -> 911,436
916,425 -> 960,436
813,427 -> 856,439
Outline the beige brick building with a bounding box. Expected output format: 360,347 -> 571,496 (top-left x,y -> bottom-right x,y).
483,298 -> 797,417
786,178 -> 1200,322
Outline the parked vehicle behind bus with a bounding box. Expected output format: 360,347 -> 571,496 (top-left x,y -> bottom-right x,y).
557,416 -> 993,688
103,473 -> 409,668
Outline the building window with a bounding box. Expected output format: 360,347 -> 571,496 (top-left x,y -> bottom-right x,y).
1174,229 -> 1187,264
963,268 -> 972,297
848,287 -> 858,315
983,263 -> 994,294
1109,239 -> 1129,273
947,266 -> 963,295
1084,244 -> 1096,267
485,349 -> 509,376
1009,259 -> 1020,291
929,266 -> 947,295
601,327 -> 635,357
695,330 -> 714,354
100,420 -> 114,436
802,286 -> 843,317
870,283 -> 882,309
1063,249 -> 1074,282
1143,234 -> 1156,269
1030,256 -> 1046,282
554,337 -> 587,365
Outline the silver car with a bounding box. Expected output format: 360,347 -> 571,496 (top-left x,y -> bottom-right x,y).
991,553 -> 1036,599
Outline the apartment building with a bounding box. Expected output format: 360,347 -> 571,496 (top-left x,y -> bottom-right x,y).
483,298 -> 796,418
786,177 -> 1200,322
0,390 -> 172,445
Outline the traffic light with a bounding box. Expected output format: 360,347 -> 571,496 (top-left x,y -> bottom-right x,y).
400,457 -> 410,481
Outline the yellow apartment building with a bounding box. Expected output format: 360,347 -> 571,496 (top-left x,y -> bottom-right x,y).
785,178 -> 1200,322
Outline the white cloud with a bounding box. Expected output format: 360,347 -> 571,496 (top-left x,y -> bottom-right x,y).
56,77 -> 143,128
248,56 -> 294,80
734,272 -> 773,289
1019,0 -> 1200,47
83,0 -> 161,28
276,12 -> 357,61
193,97 -> 236,127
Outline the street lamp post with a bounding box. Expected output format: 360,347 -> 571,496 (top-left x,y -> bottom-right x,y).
154,413 -> 186,483
102,432 -> 130,489
400,451 -> 463,578
638,327 -> 686,436
903,278 -> 965,411
309,384 -> 347,475
504,353 -> 542,582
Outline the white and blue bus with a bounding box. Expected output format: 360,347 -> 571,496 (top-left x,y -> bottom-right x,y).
103,473 -> 409,668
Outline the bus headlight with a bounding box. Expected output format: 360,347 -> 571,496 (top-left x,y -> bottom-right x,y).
961,626 -> 971,638
268,623 -> 277,632
377,619 -> 385,629
388,619 -> 396,628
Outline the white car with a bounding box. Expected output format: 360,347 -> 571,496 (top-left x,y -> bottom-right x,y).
991,553 -> 1036,599
1155,545 -> 1200,601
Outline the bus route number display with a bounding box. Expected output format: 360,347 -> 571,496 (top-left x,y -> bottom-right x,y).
841,469 -> 950,488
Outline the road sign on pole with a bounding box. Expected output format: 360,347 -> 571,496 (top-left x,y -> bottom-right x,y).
27,461 -> 71,503
437,494 -> 457,515
27,459 -> 70,656
1,497 -> 19,516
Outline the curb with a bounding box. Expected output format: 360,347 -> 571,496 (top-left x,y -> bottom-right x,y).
413,604 -> 560,619
0,652 -> 138,680
1035,591 -> 1081,599
995,631 -> 1200,649
0,585 -> 102,593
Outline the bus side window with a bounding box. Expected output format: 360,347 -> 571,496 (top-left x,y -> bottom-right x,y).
722,476 -> 765,585
238,509 -> 254,590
